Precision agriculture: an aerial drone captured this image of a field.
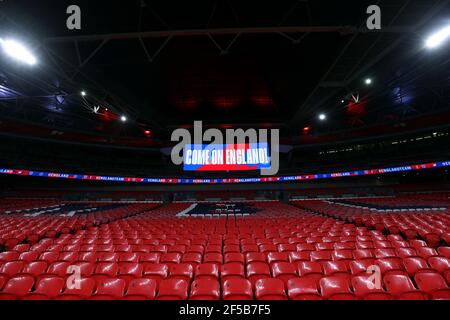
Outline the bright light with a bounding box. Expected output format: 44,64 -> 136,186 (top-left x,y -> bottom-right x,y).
0,38 -> 37,65
81,91 -> 86,96
318,114 -> 326,121
425,25 -> 450,49
120,115 -> 127,122
341,100 -> 345,104
365,78 -> 372,85
144,130 -> 151,135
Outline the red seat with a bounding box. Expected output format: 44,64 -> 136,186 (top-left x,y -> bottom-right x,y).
222,279 -> 253,300
182,253 -> 202,266
224,253 -> 244,265
195,263 -> 219,281
93,262 -> 119,281
255,278 -> 287,300
0,251 -> 20,263
334,242 -> 355,250
223,245 -> 240,254
118,262 -> 143,282
241,244 -> 258,254
332,250 -> 353,262
383,274 -> 427,300
316,243 -> 334,251
41,261 -> 70,279
189,279 -> 220,300
0,261 -> 25,277
245,252 -> 266,264
349,259 -> 376,275
267,252 -> 289,265
119,252 -> 139,263
187,245 -> 204,255
149,245 -> 167,253
57,278 -> 96,299
160,253 -> 182,265
12,243 -> 30,253
351,275 -> 392,300
58,252 -> 78,262
77,251 -> 96,262
403,257 -> 432,276
221,263 -> 245,284
24,276 -> 65,300
374,248 -> 396,259
156,279 -> 188,300
353,249 -> 374,260
143,264 -> 168,285
124,278 -> 157,300
296,243 -> 315,252
310,250 -> 332,262
139,252 -> 160,263
287,278 -> 321,300
416,247 -> 439,259
205,245 -> 222,254
323,261 -> 350,276
278,244 -> 296,253
20,261 -> 48,279
396,248 -> 417,259
288,251 -> 310,263
376,258 -> 406,275
97,252 -> 119,262
437,247 -> 450,259
169,263 -> 194,282
257,244 -> 276,254
414,272 -> 450,300
271,262 -> 297,285
0,276 -> 34,300
374,241 -> 394,249
0,275 -> 7,290
92,278 -> 126,300
410,240 -> 427,248
356,242 -> 374,249
168,245 -> 186,254
115,245 -> 132,253
18,252 -> 40,263
428,257 -> 450,273
297,261 -> 323,281
246,262 -> 271,286
203,253 -> 223,265
320,276 -> 356,300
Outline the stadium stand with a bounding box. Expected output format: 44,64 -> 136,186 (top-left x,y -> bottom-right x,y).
0,199 -> 448,300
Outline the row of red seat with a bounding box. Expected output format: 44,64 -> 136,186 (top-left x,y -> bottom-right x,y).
294,200 -> 450,246
1,200 -> 449,299
0,271 -> 449,300
0,203 -> 160,250
1,255 -> 449,287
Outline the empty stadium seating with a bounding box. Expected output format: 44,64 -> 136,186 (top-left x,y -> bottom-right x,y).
0,199 -> 448,300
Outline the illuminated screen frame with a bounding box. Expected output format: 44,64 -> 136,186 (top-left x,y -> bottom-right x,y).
0,160 -> 448,184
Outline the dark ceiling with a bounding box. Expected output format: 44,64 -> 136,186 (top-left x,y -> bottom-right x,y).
0,0 -> 450,141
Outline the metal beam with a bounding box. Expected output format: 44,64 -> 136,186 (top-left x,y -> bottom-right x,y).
44,26 -> 415,43
290,0 -> 450,125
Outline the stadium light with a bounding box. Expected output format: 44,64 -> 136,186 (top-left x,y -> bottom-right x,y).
0,38 -> 37,65
81,91 -> 86,96
365,78 -> 373,85
318,113 -> 326,121
425,25 -> 450,49
120,115 -> 127,122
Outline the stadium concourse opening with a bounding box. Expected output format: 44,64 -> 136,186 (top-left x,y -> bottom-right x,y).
0,0 -> 450,313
